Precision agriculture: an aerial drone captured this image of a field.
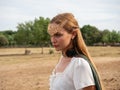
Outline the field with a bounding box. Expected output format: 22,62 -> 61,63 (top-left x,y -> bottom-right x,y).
0,47 -> 120,90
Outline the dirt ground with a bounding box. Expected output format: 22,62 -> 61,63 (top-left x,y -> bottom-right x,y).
0,47 -> 120,90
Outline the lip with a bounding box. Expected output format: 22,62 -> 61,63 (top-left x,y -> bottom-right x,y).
53,45 -> 58,48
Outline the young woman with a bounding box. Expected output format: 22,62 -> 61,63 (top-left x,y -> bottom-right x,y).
47,13 -> 104,90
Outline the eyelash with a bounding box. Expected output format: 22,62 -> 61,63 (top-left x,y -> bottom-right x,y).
54,33 -> 63,37
50,33 -> 63,38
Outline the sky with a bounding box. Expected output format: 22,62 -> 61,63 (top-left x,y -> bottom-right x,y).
0,0 -> 120,31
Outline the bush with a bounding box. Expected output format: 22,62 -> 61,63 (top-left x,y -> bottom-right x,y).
49,49 -> 54,54
0,34 -> 9,46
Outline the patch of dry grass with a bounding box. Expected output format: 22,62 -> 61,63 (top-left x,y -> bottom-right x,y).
88,46 -> 120,57
0,47 -> 120,90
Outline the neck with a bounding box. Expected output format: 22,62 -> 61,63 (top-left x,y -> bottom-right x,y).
62,39 -> 73,57
62,51 -> 67,57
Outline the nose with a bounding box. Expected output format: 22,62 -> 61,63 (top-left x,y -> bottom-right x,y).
51,36 -> 57,44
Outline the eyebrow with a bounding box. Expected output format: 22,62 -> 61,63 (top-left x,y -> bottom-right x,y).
55,32 -> 63,35
49,32 -> 63,37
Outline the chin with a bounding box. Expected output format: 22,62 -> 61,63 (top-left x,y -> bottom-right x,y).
55,48 -> 61,51
55,49 -> 60,51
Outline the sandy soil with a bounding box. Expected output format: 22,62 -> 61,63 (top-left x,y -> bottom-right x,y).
93,57 -> 120,90
0,47 -> 120,90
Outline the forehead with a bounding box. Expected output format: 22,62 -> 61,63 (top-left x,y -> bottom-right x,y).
47,23 -> 65,36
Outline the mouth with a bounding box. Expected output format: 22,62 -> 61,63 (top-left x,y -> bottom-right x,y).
53,45 -> 58,48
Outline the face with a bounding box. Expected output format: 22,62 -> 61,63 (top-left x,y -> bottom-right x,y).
49,29 -> 73,52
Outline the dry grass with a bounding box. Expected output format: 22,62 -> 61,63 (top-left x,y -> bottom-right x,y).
0,47 -> 120,90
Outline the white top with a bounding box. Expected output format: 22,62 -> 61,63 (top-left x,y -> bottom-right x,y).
49,57 -> 95,90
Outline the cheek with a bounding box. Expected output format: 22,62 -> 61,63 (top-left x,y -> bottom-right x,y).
59,36 -> 71,47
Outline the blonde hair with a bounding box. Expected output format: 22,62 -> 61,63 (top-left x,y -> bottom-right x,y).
49,13 -> 104,89
49,13 -> 93,58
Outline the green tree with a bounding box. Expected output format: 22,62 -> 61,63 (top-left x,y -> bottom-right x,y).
15,17 -> 50,47
0,34 -> 9,47
81,25 -> 101,45
109,30 -> 120,43
2,30 -> 16,35
1,30 -> 16,47
101,29 -> 110,44
15,21 -> 33,46
118,31 -> 120,42
32,17 -> 50,46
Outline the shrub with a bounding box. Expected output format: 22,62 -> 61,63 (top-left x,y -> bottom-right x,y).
49,49 -> 54,54
0,34 -> 9,46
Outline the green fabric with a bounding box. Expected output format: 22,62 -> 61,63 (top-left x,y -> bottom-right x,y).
80,54 -> 102,90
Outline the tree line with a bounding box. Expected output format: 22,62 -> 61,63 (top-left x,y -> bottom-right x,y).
0,16 -> 120,47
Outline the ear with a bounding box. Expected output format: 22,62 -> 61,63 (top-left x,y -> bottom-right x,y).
71,30 -> 77,39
